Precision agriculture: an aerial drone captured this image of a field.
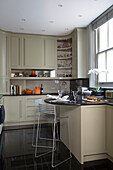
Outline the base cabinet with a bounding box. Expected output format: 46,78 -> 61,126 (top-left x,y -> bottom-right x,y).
3,96 -> 25,124
82,106 -> 106,155
3,95 -> 46,126
60,105 -> 107,164
106,106 -> 113,158
25,95 -> 46,121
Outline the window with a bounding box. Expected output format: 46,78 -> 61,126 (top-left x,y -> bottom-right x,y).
96,18 -> 113,82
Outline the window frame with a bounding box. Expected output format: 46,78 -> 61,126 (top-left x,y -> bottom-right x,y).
96,19 -> 113,83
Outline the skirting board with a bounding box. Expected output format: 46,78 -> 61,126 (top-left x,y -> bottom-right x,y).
84,153 -> 108,163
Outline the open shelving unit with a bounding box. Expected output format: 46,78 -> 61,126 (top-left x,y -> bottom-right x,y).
57,37 -> 72,78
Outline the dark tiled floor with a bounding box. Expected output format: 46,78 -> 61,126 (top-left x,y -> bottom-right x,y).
0,126 -> 113,170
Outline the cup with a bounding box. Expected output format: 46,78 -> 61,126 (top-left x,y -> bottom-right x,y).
58,90 -> 63,98
72,91 -> 78,102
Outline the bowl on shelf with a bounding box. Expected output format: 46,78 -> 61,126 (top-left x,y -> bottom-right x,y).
29,75 -> 37,77
24,90 -> 33,94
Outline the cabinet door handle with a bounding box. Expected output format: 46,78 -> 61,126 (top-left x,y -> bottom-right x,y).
6,36 -> 8,76
19,100 -> 22,119
44,40 -> 46,66
18,38 -> 20,65
6,81 -> 8,93
23,38 -> 25,65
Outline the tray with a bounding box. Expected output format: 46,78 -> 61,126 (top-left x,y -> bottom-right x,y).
82,98 -> 108,103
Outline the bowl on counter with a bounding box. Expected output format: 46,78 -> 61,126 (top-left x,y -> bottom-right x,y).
24,90 -> 33,94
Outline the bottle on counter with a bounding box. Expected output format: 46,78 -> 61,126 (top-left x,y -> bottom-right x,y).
40,84 -> 43,94
35,87 -> 40,94
19,85 -> 22,95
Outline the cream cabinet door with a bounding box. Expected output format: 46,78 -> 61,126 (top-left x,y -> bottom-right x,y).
24,36 -> 44,67
82,106 -> 106,155
106,106 -> 113,158
0,77 -> 10,94
10,35 -> 22,68
0,32 -> 6,77
25,95 -> 46,121
44,38 -> 57,69
3,96 -> 24,123
0,32 -> 10,77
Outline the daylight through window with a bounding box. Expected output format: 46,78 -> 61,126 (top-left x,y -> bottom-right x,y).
96,18 -> 113,82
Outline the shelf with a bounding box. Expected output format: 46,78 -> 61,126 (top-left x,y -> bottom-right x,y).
10,77 -> 55,80
57,46 -> 72,51
10,77 -> 76,80
57,66 -> 72,70
57,56 -> 72,60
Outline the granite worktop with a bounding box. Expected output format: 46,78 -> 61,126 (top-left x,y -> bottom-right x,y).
44,98 -> 113,106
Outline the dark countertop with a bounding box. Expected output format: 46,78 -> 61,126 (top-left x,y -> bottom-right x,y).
44,98 -> 113,106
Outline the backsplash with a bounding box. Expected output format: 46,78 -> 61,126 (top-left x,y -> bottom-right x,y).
10,80 -> 70,94
70,78 -> 89,91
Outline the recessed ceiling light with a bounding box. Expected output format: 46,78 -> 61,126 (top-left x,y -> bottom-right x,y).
21,18 -> 26,21
58,4 -> 63,7
20,28 -> 24,30
78,14 -> 82,17
49,21 -> 54,23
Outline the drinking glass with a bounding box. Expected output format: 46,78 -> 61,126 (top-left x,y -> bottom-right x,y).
72,91 -> 78,102
58,90 -> 63,98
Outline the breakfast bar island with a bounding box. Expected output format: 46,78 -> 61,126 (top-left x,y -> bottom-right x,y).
45,98 -> 113,164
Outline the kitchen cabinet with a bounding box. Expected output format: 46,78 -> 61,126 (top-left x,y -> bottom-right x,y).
44,38 -> 57,69
59,105 -> 107,164
0,32 -> 10,77
10,34 -> 57,70
10,35 -> 23,68
25,95 -> 46,122
24,36 -> 57,69
24,36 -> 44,68
0,31 -> 10,94
106,105 -> 113,158
82,105 -> 106,155
76,28 -> 87,78
3,96 -> 25,125
0,77 -> 10,94
3,95 -> 46,126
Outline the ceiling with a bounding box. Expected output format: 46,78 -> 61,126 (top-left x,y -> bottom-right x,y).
0,0 -> 112,36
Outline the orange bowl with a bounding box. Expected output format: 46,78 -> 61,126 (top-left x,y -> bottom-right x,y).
24,90 -> 33,94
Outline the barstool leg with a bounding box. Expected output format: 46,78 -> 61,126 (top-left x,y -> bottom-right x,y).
52,118 -> 56,168
67,117 -> 72,158
35,113 -> 40,157
32,111 -> 37,147
52,117 -> 72,168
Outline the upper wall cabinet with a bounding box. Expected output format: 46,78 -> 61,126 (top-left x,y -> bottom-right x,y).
10,34 -> 57,70
44,38 -> 57,69
24,36 -> 44,68
10,35 -> 22,68
0,31 -> 10,94
76,28 -> 87,78
0,32 -> 10,77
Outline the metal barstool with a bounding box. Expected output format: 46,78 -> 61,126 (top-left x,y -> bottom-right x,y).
34,104 -> 72,168
32,98 -> 42,147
